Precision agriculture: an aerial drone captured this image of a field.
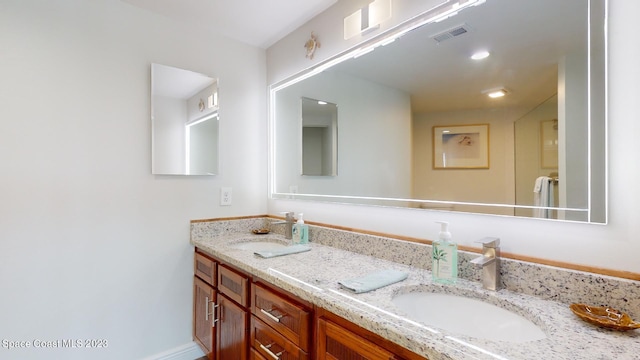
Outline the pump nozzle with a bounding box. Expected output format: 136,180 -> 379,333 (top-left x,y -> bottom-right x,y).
435,221 -> 451,241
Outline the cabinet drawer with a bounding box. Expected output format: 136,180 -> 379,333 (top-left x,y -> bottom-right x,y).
194,252 -> 216,287
252,283 -> 311,352
317,318 -> 396,360
251,317 -> 308,360
250,347 -> 268,360
218,264 -> 249,307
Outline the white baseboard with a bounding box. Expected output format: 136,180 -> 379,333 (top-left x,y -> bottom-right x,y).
142,341 -> 205,360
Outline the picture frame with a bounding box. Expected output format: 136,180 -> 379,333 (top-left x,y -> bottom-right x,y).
433,124 -> 489,169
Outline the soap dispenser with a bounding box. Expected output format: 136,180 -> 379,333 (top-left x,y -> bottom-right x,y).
432,221 -> 458,284
291,213 -> 309,244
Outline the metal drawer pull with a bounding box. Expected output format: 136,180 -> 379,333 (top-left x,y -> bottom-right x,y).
259,342 -> 284,360
205,297 -> 219,327
260,308 -> 283,323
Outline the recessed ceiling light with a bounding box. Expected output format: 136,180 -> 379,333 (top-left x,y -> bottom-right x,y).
487,90 -> 506,98
482,87 -> 508,98
471,51 -> 490,60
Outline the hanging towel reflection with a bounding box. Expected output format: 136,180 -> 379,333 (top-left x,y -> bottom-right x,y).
533,176 -> 555,218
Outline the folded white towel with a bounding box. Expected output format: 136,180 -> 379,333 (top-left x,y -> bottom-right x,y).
339,269 -> 408,294
254,244 -> 311,258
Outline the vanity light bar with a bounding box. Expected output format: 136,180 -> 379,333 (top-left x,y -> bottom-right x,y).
344,0 -> 392,40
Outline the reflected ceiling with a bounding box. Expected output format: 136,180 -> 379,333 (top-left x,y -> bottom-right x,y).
335,0 -> 584,113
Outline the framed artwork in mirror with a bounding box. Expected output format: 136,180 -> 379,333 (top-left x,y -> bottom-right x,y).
433,124 -> 489,169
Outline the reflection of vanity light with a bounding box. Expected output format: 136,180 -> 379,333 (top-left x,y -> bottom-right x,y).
317,101 -> 327,105
442,130 -> 451,133
344,0 -> 392,40
187,112 -> 218,127
353,46 -> 375,59
471,51 -> 490,60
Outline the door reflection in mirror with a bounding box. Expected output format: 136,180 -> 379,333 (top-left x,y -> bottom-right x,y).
301,97 -> 337,176
151,63 -> 219,175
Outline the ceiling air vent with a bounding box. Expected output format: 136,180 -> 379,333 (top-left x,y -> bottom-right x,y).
431,24 -> 472,43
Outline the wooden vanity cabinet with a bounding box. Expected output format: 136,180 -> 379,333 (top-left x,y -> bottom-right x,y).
194,248 -> 426,360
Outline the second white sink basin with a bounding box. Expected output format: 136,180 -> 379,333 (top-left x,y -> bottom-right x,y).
392,292 -> 546,343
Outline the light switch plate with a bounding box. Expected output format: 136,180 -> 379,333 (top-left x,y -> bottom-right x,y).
220,187 -> 232,206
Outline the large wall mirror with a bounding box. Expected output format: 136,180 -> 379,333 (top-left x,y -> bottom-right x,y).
271,0 -> 607,223
152,63 -> 219,175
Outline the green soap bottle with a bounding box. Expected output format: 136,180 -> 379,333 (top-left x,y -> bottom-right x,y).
432,221 -> 458,284
292,213 -> 309,244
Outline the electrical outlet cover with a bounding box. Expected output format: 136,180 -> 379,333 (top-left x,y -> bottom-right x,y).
220,187 -> 232,206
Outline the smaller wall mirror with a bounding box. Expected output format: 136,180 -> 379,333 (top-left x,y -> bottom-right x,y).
301,97 -> 338,176
151,63 -> 219,175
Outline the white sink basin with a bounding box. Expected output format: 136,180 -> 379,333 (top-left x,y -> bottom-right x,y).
392,292 -> 546,343
230,240 -> 289,252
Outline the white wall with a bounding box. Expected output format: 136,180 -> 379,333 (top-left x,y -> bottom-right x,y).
0,1 -> 266,359
274,71 -> 412,198
267,0 -> 640,274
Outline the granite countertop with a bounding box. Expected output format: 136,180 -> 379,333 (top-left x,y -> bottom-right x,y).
192,232 -> 640,360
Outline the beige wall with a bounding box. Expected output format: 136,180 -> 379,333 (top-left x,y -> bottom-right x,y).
412,107 -> 528,215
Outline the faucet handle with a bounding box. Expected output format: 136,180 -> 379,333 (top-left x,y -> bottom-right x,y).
279,211 -> 295,221
475,237 -> 500,248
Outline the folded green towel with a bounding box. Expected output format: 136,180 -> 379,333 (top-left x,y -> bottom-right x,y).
339,269 -> 408,293
254,244 -> 311,258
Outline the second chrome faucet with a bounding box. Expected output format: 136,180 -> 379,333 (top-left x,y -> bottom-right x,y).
270,212 -> 295,240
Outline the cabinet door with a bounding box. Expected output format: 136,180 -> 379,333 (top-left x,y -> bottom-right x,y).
216,294 -> 248,360
194,277 -> 216,359
317,318 -> 396,360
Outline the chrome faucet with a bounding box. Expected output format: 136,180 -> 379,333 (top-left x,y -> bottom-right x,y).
470,237 -> 501,291
270,212 -> 295,240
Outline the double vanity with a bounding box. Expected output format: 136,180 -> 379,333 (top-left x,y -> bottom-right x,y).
191,216 -> 640,359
